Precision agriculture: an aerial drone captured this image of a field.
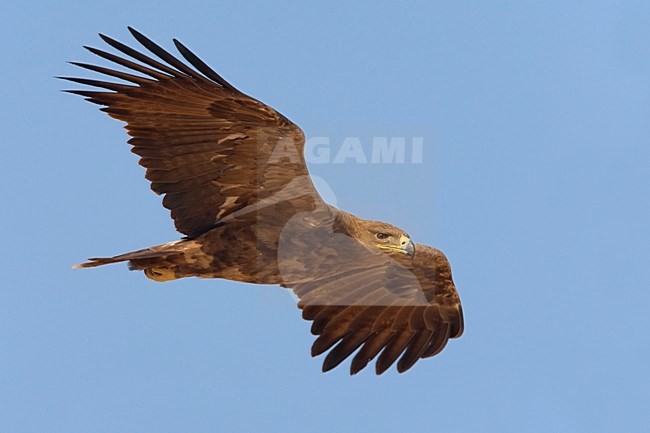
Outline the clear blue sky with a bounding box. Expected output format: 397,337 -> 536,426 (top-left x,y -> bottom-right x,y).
1,1 -> 649,432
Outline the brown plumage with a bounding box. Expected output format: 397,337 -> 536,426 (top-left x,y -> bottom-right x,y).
64,27 -> 464,375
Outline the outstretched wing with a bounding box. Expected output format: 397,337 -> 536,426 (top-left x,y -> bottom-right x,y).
278,212 -> 464,375
62,27 -> 321,237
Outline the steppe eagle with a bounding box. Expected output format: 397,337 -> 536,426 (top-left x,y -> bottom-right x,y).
63,28 -> 464,375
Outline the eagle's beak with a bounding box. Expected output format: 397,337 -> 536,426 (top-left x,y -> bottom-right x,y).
400,235 -> 415,257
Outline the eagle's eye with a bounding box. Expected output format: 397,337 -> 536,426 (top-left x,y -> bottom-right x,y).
375,232 -> 389,240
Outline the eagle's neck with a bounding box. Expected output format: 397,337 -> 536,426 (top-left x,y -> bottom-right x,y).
331,208 -> 364,238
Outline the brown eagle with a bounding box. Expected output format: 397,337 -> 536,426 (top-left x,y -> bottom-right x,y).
64,28 -> 464,375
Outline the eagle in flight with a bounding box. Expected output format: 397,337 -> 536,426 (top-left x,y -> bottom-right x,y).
64,28 -> 464,375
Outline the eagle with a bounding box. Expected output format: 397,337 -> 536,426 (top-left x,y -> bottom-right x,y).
63,28 -> 464,375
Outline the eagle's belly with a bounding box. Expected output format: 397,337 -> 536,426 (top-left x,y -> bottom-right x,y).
182,205 -> 336,285
185,221 -> 284,285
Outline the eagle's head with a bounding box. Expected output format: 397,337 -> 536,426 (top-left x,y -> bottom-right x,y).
362,220 -> 415,258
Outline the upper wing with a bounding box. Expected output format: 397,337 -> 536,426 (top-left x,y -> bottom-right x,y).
62,27 -> 321,237
278,212 -> 464,375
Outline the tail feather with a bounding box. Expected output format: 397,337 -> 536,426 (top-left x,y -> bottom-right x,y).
73,257 -> 127,269
72,241 -> 185,269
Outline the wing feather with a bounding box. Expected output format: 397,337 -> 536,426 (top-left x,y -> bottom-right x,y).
421,324 -> 451,359
64,28 -> 321,237
322,331 -> 372,373
397,330 -> 433,373
350,329 -> 396,375
375,331 -> 415,375
172,39 -> 237,90
290,239 -> 464,374
83,45 -> 171,80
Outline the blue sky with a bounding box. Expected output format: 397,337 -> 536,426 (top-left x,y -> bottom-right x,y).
1,1 -> 649,432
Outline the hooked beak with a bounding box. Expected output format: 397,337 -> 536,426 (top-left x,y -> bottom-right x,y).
400,235 -> 415,257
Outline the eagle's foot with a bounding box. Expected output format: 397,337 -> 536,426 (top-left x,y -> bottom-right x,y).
144,267 -> 177,282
